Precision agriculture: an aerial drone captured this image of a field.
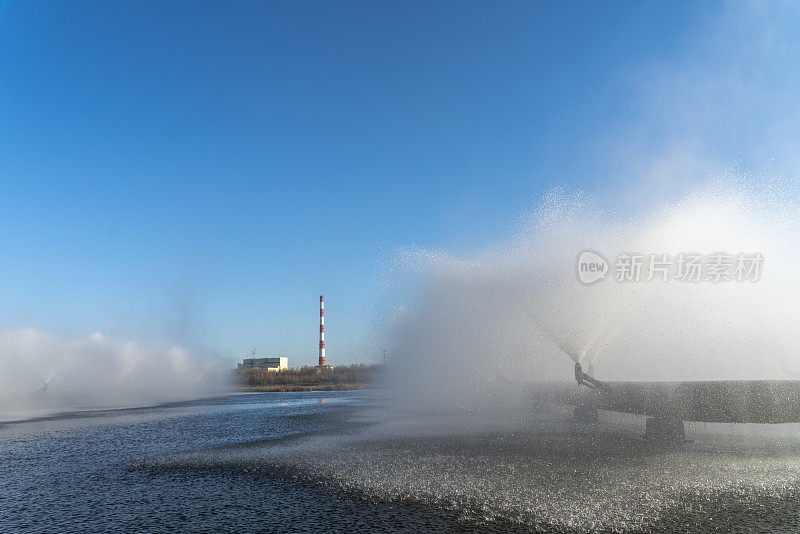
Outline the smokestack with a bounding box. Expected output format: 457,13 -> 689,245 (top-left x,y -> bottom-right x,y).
319,295 -> 325,366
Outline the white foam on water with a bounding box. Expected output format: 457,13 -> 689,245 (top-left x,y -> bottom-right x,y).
165,402 -> 800,532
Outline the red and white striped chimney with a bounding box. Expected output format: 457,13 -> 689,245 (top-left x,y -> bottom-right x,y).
318,295 -> 325,366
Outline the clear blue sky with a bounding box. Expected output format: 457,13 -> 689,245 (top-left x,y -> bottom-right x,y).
0,1 -> 796,365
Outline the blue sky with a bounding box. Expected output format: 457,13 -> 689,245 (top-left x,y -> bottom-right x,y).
0,1 -> 796,365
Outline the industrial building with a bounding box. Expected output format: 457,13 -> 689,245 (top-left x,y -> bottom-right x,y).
237,295 -> 327,372
237,357 -> 288,371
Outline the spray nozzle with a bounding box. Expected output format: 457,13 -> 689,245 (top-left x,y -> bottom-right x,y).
574,361 -> 609,391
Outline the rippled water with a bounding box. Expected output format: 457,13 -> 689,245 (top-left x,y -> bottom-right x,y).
4,392 -> 800,532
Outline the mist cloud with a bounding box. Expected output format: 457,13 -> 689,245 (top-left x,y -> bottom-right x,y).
0,327 -> 229,419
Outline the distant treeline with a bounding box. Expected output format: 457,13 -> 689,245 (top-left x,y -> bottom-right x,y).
234,364 -> 383,388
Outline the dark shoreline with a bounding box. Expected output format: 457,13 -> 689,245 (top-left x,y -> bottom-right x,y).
235,384 -> 370,393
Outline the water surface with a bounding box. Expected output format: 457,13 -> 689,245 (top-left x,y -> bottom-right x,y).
4,391 -> 800,533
